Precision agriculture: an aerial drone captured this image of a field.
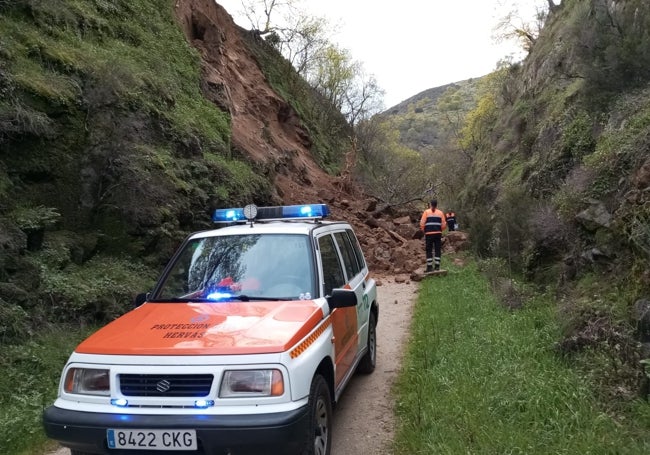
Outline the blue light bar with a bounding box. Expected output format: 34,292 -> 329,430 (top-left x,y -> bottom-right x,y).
206,291 -> 233,300
212,204 -> 329,223
212,208 -> 245,223
282,204 -> 329,219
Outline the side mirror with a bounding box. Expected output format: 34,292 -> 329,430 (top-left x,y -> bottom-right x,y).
327,288 -> 357,309
134,292 -> 149,308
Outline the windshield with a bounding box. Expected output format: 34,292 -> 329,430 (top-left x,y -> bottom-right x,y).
154,233 -> 316,301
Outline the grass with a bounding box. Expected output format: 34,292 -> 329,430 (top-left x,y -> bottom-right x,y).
4,257 -> 650,455
0,325 -> 97,455
392,258 -> 650,454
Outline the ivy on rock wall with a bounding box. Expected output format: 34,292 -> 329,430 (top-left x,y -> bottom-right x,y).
458,0 -> 650,285
0,0 -> 273,338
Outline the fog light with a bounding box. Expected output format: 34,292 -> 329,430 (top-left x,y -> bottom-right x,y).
111,398 -> 128,407
194,399 -> 214,408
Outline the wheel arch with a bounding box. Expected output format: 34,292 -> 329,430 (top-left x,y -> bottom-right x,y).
370,300 -> 379,326
315,356 -> 335,404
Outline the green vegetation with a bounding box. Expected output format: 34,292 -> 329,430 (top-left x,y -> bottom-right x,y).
393,258 -> 650,454
2,0 -> 650,453
0,3 -> 352,453
0,0 -> 275,341
0,3 -> 275,451
1,0 -> 229,145
354,117 -> 433,204
1,326 -> 97,455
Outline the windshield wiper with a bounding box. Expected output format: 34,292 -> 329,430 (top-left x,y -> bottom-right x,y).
235,294 -> 283,301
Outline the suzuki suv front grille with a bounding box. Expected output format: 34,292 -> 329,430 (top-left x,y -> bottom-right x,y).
119,374 -> 214,397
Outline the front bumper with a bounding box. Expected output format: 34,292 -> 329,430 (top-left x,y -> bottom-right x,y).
43,405 -> 309,455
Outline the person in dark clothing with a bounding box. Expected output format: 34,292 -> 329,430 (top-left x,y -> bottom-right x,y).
445,211 -> 457,231
420,199 -> 447,272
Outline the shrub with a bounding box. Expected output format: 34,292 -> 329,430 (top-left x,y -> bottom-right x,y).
39,255 -> 157,323
0,299 -> 30,342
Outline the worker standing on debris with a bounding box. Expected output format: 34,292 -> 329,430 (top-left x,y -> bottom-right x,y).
420,199 -> 447,272
445,210 -> 457,231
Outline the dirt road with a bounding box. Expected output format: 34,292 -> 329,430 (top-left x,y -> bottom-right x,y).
331,277 -> 418,455
47,277 -> 418,455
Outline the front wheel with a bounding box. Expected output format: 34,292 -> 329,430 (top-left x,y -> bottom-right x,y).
301,374 -> 332,455
356,311 -> 377,374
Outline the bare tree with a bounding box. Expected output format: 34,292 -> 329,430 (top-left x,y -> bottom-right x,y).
238,0 -> 297,36
278,15 -> 331,76
344,72 -> 384,125
493,0 -> 559,52
233,0 -> 385,125
355,117 -> 435,204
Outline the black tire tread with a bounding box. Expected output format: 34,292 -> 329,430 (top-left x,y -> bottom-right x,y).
300,374 -> 332,455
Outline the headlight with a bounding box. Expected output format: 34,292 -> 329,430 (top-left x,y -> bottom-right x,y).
219,369 -> 284,397
64,368 -> 110,396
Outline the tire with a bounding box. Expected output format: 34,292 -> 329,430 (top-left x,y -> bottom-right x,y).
301,374 -> 332,455
70,451 -> 93,455
356,311 -> 377,374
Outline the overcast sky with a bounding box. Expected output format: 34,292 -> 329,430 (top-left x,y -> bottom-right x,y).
216,0 -> 544,107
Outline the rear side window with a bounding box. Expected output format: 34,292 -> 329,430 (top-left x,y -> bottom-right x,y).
318,234 -> 345,296
346,229 -> 367,272
334,231 -> 361,280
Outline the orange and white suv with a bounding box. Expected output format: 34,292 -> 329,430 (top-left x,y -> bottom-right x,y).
43,204 -> 378,455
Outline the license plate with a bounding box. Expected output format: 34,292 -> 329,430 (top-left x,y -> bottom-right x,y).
107,429 -> 197,451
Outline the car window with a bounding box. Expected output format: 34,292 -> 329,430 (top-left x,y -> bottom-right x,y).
318,234 -> 345,296
155,234 -> 315,300
346,228 -> 367,272
333,231 -> 361,280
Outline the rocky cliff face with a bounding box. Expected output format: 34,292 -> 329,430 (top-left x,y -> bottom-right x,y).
0,0 -> 428,335
172,0 -> 429,275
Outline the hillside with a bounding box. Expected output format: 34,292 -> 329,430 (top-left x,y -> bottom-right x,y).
459,0 -> 650,295
387,0 -> 650,401
0,0 -> 424,341
383,78 -> 481,151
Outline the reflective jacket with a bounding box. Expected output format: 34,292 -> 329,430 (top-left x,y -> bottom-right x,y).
445,212 -> 456,229
420,208 -> 447,235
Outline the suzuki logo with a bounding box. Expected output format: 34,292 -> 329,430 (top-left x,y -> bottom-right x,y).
156,379 -> 171,393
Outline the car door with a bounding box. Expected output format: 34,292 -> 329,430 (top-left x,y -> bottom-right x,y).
317,232 -> 358,388
332,229 -> 371,359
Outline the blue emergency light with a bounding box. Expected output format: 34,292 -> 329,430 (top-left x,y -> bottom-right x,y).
194,399 -> 215,409
212,208 -> 246,223
111,398 -> 128,407
205,291 -> 233,300
213,204 -> 329,223
282,204 -> 329,218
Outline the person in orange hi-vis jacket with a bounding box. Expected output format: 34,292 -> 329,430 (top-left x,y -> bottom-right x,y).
445,211 -> 457,231
420,199 -> 447,272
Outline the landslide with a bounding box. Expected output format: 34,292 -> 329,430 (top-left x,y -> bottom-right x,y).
0,0 -> 424,340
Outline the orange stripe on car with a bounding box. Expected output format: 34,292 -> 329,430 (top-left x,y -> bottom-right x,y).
290,318 -> 332,359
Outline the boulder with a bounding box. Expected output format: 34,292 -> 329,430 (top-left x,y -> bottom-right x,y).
575,199 -> 612,231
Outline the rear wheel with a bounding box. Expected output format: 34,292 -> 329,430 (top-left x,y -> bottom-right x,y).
357,311 -> 377,374
70,451 -> 92,455
301,374 -> 332,455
